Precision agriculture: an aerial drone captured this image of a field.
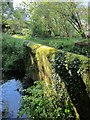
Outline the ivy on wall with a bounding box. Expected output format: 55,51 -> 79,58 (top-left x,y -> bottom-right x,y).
53,51 -> 90,120
24,42 -> 90,119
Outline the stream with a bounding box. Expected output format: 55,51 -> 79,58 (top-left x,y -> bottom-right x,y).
0,78 -> 26,119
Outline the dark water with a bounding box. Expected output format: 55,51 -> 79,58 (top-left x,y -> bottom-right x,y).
0,79 -> 26,119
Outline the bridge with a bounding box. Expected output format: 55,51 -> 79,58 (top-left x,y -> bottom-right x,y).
23,41 -> 90,120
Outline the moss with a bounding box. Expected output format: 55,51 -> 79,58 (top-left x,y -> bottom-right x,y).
35,46 -> 56,89
26,43 -> 57,95
27,43 -> 41,48
26,42 -> 90,96
25,42 -> 90,119
27,43 -> 42,53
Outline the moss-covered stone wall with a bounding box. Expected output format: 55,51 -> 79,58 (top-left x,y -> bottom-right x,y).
24,41 -> 90,120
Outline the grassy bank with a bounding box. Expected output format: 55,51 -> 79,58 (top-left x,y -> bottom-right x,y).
12,34 -> 79,49
13,34 -> 90,57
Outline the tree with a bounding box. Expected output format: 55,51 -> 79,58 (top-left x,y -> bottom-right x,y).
61,2 -> 86,38
22,2 -> 87,38
2,2 -> 14,33
1,1 -> 28,35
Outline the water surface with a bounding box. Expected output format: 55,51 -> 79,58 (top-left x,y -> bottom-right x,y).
0,79 -> 26,119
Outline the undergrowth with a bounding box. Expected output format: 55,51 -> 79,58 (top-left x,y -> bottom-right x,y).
18,81 -> 75,119
2,33 -> 25,75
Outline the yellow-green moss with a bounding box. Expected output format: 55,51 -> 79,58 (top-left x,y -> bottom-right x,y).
25,42 -> 90,119
35,46 -> 56,88
26,43 -> 90,96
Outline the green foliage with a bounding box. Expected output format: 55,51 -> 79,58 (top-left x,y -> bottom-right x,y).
1,2 -> 27,35
53,51 -> 90,119
18,81 -> 75,119
22,2 -> 87,38
2,33 -> 25,73
24,36 -> 89,57
2,2 -> 14,33
2,1 -> 88,38
25,36 -> 77,47
69,45 -> 90,57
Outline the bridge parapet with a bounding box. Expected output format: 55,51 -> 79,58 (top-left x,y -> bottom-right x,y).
24,41 -> 90,119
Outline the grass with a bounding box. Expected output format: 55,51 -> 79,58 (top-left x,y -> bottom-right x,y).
12,34 -> 80,50
12,34 -> 26,39
12,34 -> 90,57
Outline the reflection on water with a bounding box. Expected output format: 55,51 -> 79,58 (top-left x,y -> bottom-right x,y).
0,79 -> 26,119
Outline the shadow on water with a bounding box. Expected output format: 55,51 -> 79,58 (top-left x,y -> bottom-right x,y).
2,70 -> 25,82
2,71 -> 34,88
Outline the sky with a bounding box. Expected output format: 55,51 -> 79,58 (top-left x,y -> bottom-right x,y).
13,0 -> 24,8
13,0 -> 89,8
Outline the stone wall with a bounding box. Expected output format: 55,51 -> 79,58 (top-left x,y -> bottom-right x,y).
24,41 -> 90,119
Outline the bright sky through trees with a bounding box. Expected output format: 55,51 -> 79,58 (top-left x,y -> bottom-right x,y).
13,0 -> 89,8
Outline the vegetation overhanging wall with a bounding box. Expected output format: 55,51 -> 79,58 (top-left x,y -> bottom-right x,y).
24,41 -> 90,120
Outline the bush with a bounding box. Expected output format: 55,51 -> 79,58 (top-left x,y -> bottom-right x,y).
18,81 -> 75,119
2,33 -> 25,74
